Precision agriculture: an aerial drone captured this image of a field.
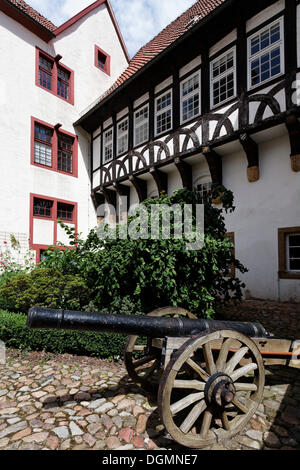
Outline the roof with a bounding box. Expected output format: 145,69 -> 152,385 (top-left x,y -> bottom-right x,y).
91,0 -> 227,106
1,0 -> 129,60
5,0 -> 56,31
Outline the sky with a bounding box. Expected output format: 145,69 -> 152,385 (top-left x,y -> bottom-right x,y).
26,0 -> 196,58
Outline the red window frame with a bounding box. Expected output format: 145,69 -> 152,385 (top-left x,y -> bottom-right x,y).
29,193 -> 78,263
35,47 -> 74,105
57,202 -> 74,222
31,117 -> 78,178
94,45 -> 110,76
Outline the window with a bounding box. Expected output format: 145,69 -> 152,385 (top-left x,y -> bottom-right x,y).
103,128 -> 113,163
58,134 -> 73,173
180,72 -> 201,123
57,203 -> 74,222
211,48 -> 236,107
36,48 -> 74,105
224,233 -> 235,277
57,67 -> 70,100
38,55 -> 52,90
33,198 -> 53,218
34,123 -> 52,167
94,46 -> 111,75
134,105 -> 149,147
196,182 -> 213,203
117,118 -> 128,156
278,227 -> 300,279
155,90 -> 172,136
31,117 -> 77,177
248,19 -> 284,89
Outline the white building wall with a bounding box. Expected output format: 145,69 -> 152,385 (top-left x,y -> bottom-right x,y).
0,4 -> 128,260
222,132 -> 300,302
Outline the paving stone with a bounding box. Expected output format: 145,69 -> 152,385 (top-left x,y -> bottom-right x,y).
106,436 -> 121,449
87,398 -> 106,410
22,432 -> 49,443
119,427 -> 135,443
237,436 -> 261,450
53,426 -> 69,439
0,421 -> 27,439
263,431 -> 281,449
70,422 -> 84,436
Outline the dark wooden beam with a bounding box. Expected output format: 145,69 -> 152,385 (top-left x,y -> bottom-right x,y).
174,157 -> 192,190
100,188 -> 117,209
239,133 -> 259,182
286,113 -> 300,172
114,183 -> 130,211
91,191 -> 105,210
202,146 -> 222,185
129,175 -> 147,202
150,167 -> 168,195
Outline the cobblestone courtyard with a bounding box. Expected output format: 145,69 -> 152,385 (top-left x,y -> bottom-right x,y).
0,301 -> 299,451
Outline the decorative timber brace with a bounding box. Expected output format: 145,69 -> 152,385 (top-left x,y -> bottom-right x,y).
150,167 -> 168,195
202,146 -> 222,186
129,176 -> 147,203
239,133 -> 259,182
174,157 -> 192,190
286,113 -> 300,172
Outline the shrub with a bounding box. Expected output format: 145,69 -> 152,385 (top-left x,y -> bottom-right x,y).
0,268 -> 91,314
42,188 -> 247,318
0,310 -> 128,358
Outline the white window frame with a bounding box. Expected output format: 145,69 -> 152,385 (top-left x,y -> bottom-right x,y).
103,127 -> 113,164
154,89 -> 173,137
117,117 -> 129,156
180,71 -> 201,124
247,17 -> 285,91
286,233 -> 300,273
134,104 -> 149,147
210,47 -> 237,109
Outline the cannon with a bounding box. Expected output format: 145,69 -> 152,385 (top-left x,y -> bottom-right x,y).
27,306 -> 300,449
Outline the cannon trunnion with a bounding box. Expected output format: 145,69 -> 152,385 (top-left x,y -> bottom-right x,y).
27,306 -> 299,449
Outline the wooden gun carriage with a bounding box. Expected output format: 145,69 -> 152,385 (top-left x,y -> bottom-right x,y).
27,306 -> 300,449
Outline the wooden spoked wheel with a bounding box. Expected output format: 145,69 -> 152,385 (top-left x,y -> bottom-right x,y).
124,307 -> 196,390
158,329 -> 265,448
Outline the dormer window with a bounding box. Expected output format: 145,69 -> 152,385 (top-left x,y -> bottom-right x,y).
248,18 -> 284,89
210,48 -> 236,107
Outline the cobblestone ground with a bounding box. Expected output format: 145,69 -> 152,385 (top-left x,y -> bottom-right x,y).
0,300 -> 299,451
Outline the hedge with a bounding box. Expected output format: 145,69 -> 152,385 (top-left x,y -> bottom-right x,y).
0,310 -> 128,359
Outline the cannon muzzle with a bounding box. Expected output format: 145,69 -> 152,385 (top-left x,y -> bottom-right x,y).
27,307 -> 269,338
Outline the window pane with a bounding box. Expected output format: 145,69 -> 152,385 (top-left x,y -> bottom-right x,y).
57,203 -> 73,221
290,235 -> 300,247
290,259 -> 300,271
58,135 -> 73,173
33,199 -> 52,217
134,106 -> 149,145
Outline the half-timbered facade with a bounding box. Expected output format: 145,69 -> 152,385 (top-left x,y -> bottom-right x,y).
77,0 -> 300,302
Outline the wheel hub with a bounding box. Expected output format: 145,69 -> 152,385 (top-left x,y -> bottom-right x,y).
204,372 -> 236,407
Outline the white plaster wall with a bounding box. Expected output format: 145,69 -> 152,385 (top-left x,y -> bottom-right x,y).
222,132 -> 300,301
33,219 -> 54,245
0,4 -> 128,255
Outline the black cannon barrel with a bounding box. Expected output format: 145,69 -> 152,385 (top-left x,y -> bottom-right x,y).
27,307 -> 269,338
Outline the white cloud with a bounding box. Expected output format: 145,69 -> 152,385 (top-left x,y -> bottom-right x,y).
26,0 -> 196,57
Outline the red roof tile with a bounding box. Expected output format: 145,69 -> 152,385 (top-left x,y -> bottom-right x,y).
6,0 -> 56,31
95,0 -> 227,105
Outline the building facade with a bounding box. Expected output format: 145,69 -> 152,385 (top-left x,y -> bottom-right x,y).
77,0 -> 300,302
0,0 -> 129,262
